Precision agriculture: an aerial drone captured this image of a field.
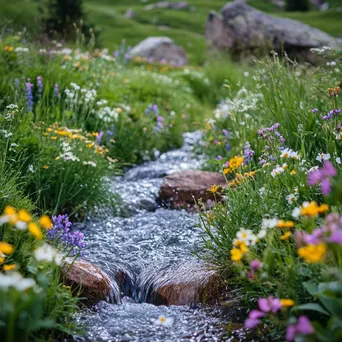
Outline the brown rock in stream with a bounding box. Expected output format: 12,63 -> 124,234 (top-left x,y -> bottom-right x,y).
141,261 -> 225,305
62,258 -> 114,304
159,170 -> 227,210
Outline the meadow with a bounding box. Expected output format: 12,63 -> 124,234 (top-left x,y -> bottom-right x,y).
0,0 -> 342,341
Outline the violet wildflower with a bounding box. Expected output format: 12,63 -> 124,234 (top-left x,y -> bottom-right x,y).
323,213 -> 342,245
245,310 -> 265,328
243,141 -> 255,165
155,116 -> 164,131
47,215 -> 85,256
258,123 -> 285,145
286,315 -> 313,341
258,297 -> 282,313
321,108 -> 340,121
37,76 -> 43,98
222,129 -> 230,138
96,131 -> 104,145
312,108 -> 318,114
248,259 -> 261,279
14,78 -> 19,88
216,156 -> 223,161
307,160 -> 337,195
25,79 -> 34,112
54,83 -> 59,97
145,104 -> 159,116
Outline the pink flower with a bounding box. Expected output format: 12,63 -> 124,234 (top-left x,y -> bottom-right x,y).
250,259 -> 261,271
286,315 -> 314,341
307,161 -> 337,195
244,310 -> 265,329
258,297 -> 282,313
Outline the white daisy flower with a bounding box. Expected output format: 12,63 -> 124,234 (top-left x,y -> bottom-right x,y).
153,315 -> 174,327
316,153 -> 331,162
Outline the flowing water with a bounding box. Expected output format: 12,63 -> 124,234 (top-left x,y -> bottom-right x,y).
73,132 -> 251,341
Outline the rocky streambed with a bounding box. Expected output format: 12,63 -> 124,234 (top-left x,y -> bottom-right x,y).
71,132 -> 252,341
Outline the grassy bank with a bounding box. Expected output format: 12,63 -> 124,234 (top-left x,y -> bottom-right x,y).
199,49 -> 342,341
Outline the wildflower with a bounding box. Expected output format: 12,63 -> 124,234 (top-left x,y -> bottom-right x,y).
28,222 -> 43,240
312,108 -> 318,113
281,148 -> 300,160
40,215 -> 52,229
277,220 -> 295,229
328,87 -> 340,98
286,315 -> 314,341
230,248 -> 243,262
258,297 -> 282,313
248,259 -> 261,279
243,141 -> 254,165
224,156 -> 244,174
280,299 -> 295,307
261,218 -> 278,229
245,310 -> 265,328
286,193 -> 297,205
300,201 -> 329,217
235,228 -> 257,246
298,243 -> 326,263
3,264 -> 16,272
47,215 -> 85,255
54,83 -> 59,97
0,242 -> 14,255
17,209 -> 32,223
316,153 -> 331,162
307,160 -> 336,195
37,76 -> 43,98
25,79 -> 34,112
280,231 -> 291,240
209,185 -> 219,193
43,165 -> 49,169
34,243 -> 63,265
271,165 -> 285,177
290,170 -> 296,175
0,272 -> 36,291
153,315 -> 173,327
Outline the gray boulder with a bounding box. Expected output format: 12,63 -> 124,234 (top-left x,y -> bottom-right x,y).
145,1 -> 190,11
130,37 -> 188,66
206,1 -> 337,61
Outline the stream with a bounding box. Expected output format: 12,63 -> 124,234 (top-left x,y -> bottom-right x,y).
73,132 -> 250,342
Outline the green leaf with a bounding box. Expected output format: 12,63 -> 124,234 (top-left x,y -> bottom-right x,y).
293,303 -> 329,316
303,281 -> 318,296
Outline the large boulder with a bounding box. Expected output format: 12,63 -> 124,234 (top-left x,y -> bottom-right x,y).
62,258 -> 118,304
130,37 -> 188,66
159,169 -> 227,210
206,1 -> 337,61
140,261 -> 225,305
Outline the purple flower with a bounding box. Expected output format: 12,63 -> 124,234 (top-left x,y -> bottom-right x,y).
250,259 -> 261,271
222,129 -> 230,138
96,131 -> 104,145
54,83 -> 59,97
307,161 -> 337,195
244,310 -> 265,329
14,78 -> 19,88
47,215 -> 85,256
286,315 -> 314,341
25,79 -> 34,112
258,297 -> 282,313
216,155 -> 223,161
258,123 -> 285,145
243,141 -> 255,165
312,108 -> 318,114
37,76 -> 43,98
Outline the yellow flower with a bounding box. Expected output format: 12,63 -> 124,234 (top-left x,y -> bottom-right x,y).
280,299 -> 295,307
56,130 -> 71,137
5,45 -> 14,52
301,202 -> 329,217
4,206 -> 16,216
0,242 -> 14,255
290,170 -> 296,175
3,264 -> 16,272
210,185 -> 219,193
28,222 -> 43,240
86,143 -> 93,148
43,165 -> 49,169
51,136 -> 57,140
39,215 -> 52,230
277,220 -> 295,229
47,128 -> 53,132
42,132 -> 48,136
230,248 -> 243,262
0,256 -> 4,264
17,209 -> 32,223
280,231 -> 291,240
92,132 -> 98,137
298,243 -> 326,263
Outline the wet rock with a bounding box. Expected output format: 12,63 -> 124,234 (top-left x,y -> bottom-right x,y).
131,37 -> 188,66
140,261 -> 225,305
125,8 -> 136,19
159,170 -> 226,210
206,1 -> 338,62
145,1 -> 190,11
62,258 -> 116,304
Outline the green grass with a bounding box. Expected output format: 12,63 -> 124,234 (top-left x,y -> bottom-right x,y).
1,0 -> 341,65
